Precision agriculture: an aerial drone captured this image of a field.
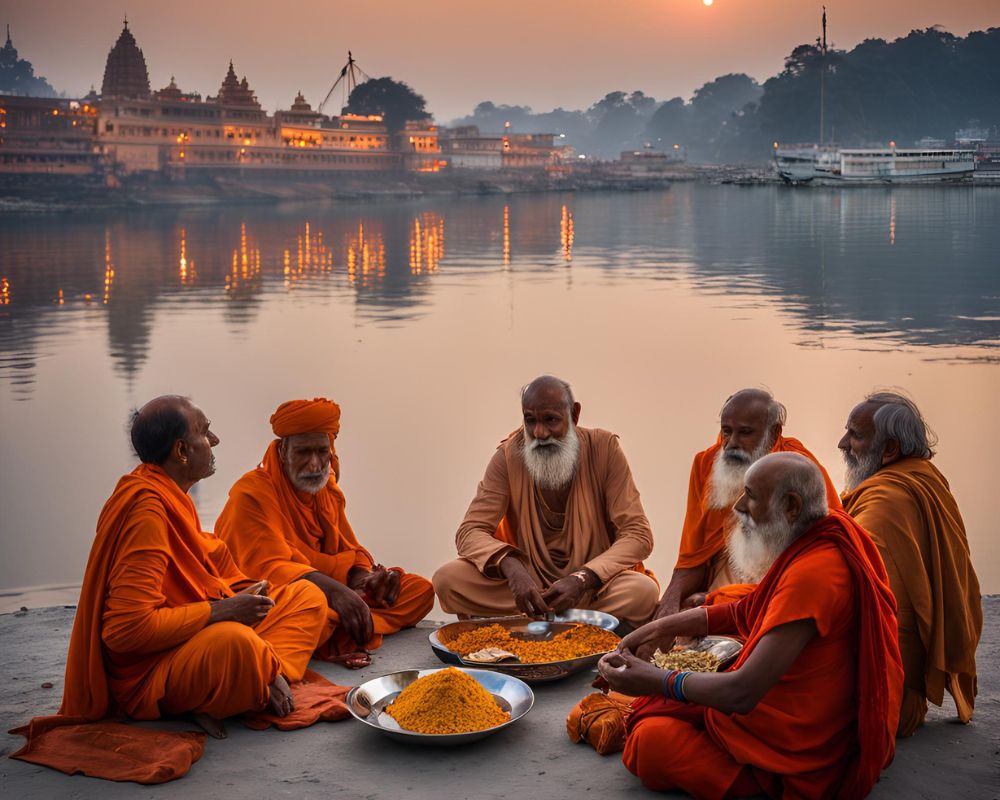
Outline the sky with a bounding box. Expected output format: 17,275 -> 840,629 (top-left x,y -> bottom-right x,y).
5,1 -> 999,121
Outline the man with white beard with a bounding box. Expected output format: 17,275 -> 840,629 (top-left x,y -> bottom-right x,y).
839,390 -> 981,737
600,453 -> 903,799
652,388 -> 840,619
433,375 -> 659,626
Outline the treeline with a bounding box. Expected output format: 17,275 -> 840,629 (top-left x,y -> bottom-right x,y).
450,27 -> 1000,163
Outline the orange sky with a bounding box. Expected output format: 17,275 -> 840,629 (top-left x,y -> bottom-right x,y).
7,1 -> 999,120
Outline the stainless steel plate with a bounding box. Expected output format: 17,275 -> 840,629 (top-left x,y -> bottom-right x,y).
429,613 -> 621,683
346,667 -> 534,745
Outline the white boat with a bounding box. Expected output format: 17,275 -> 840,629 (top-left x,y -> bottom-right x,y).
774,145 -> 975,184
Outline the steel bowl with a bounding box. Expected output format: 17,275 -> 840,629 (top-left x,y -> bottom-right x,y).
429,614 -> 621,683
345,667 -> 534,745
554,608 -> 619,630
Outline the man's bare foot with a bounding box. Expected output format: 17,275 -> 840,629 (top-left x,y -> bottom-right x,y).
330,650 -> 372,669
268,675 -> 295,717
192,712 -> 227,739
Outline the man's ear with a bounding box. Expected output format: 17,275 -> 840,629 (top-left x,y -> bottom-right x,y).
785,491 -> 803,523
571,401 -> 581,425
881,438 -> 900,465
172,437 -> 188,464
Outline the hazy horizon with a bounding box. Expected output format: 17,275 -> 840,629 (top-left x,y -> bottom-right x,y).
5,1 -> 999,122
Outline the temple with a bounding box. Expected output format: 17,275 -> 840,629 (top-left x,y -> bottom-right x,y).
0,20 -> 568,177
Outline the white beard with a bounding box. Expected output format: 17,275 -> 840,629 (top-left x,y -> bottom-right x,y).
842,446 -> 883,492
707,437 -> 773,510
727,508 -> 799,583
521,423 -> 580,490
288,463 -> 331,494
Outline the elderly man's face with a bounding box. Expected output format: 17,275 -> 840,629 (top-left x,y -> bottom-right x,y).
839,402 -> 886,490
181,403 -> 219,481
280,432 -> 332,494
522,392 -> 574,443
720,401 -> 772,464
732,464 -> 776,526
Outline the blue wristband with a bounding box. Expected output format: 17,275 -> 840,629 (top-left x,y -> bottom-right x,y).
675,671 -> 690,703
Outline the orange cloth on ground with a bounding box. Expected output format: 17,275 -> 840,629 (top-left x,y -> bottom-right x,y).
10,463 -> 340,784
566,691 -> 634,755
675,435 -> 841,570
242,669 -> 351,730
217,433 -> 433,659
627,510 -> 903,800
8,718 -> 205,784
842,457 -> 982,734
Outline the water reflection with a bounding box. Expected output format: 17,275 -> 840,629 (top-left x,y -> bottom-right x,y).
1,187 -> 998,399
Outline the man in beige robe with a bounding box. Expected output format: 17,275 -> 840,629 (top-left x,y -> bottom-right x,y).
433,375 -> 658,627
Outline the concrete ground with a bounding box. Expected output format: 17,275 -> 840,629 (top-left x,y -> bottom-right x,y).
1,600 -> 997,800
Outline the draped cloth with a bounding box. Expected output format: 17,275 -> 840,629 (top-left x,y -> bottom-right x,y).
675,435 -> 841,570
434,427 -> 658,625
842,457 -> 982,736
626,511 -> 903,800
217,409 -> 433,658
10,463 -> 346,783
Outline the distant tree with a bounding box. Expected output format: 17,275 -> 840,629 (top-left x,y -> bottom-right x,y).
0,29 -> 58,97
346,77 -> 430,134
646,97 -> 689,148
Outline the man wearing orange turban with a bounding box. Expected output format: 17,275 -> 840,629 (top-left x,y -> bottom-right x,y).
217,398 -> 434,669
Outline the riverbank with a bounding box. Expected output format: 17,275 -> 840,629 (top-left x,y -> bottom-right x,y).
1,599 -> 996,799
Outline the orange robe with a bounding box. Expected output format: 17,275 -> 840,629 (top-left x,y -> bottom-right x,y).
625,510 -> 903,800
842,457 -> 982,736
11,464 -> 331,782
216,441 -> 434,659
675,435 -> 841,602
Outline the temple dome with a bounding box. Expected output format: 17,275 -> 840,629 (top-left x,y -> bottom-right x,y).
216,61 -> 260,108
101,20 -> 150,99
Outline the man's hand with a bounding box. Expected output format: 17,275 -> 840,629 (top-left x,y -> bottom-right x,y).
618,618 -> 674,662
542,569 -> 598,614
652,566 -> 707,620
326,581 -> 375,645
597,650 -> 663,697
208,593 -> 275,626
358,566 -> 401,608
500,555 -> 551,616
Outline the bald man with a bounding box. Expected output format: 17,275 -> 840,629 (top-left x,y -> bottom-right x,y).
839,390 -> 982,737
53,396 -> 329,739
602,453 -> 903,798
433,375 -> 659,627
653,388 -> 840,618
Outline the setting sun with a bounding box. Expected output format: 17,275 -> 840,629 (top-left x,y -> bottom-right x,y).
703,0 -> 714,6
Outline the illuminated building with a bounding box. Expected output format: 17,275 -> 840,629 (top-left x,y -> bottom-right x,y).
0,20 -> 568,179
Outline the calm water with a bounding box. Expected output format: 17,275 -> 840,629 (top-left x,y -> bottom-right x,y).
1,185 -> 998,610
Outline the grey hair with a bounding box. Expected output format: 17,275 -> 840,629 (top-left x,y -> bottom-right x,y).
721,388 -> 787,430
866,390 -> 936,459
772,458 -> 829,531
521,375 -> 575,414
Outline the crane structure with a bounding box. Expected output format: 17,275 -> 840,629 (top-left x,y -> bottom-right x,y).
317,52 -> 371,116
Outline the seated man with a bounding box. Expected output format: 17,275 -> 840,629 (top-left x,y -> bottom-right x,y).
840,390 -> 982,737
600,453 -> 903,799
216,398 -> 434,669
433,375 -> 658,627
653,388 -> 840,618
62,396 -> 328,737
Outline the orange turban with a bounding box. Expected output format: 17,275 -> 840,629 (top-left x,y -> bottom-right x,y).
270,398 -> 341,438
